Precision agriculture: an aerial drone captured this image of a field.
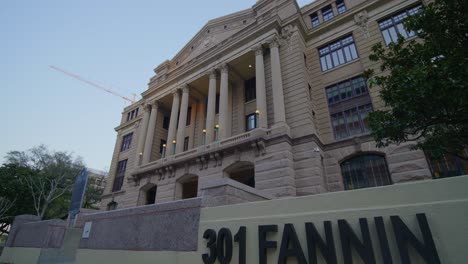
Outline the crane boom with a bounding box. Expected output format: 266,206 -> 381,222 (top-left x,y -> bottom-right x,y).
50,65 -> 136,104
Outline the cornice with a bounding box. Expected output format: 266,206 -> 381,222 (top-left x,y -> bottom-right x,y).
142,17 -> 285,99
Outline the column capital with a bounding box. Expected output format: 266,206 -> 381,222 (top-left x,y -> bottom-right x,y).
180,84 -> 190,94
219,63 -> 229,74
252,44 -> 264,56
143,103 -> 152,112
267,37 -> 281,48
172,89 -> 180,96
207,69 -> 217,80
148,99 -> 159,108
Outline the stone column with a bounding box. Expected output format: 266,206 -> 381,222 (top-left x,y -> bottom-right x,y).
142,101 -> 159,164
253,45 -> 268,128
166,90 -> 180,156
176,86 -> 190,154
135,104 -> 151,166
269,38 -> 287,126
205,70 -> 217,144
219,64 -> 230,139
317,10 -> 324,24
331,2 -> 338,16
188,101 -> 198,149
198,102 -> 207,145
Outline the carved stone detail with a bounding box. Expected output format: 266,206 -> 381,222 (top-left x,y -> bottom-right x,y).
252,44 -> 264,56
354,10 -> 370,39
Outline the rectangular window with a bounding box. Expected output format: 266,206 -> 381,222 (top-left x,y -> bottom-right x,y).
379,5 -> 422,45
186,107 -> 192,126
326,76 -> 373,140
336,0 -> 346,14
244,78 -> 256,102
159,139 -> 167,154
322,5 -> 334,22
245,113 -> 257,131
326,76 -> 368,105
310,13 -> 320,27
112,159 -> 127,192
183,137 -> 189,152
163,115 -> 170,130
331,104 -> 373,140
120,133 -> 133,152
319,35 -> 358,71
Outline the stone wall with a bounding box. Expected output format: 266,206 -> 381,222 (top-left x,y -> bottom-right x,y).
6,215 -> 66,249
76,198 -> 202,251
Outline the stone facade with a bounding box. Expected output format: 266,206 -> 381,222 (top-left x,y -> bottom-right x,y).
101,0 -> 432,210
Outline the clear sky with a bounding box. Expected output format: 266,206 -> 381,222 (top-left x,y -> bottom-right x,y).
1,0 -> 312,171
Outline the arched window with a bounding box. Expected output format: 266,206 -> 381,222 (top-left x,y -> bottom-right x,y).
340,154 -> 391,190
224,161 -> 255,188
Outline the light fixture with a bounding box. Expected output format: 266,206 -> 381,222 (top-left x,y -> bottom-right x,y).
172,140 -> 176,144
248,64 -> 252,68
139,152 -> 143,156
255,110 -> 260,114
162,144 -> 167,148
202,129 -> 207,133
215,124 -> 220,129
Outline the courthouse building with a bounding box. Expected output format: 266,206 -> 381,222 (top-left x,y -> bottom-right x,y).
3,1 -> 468,263
100,0 -> 439,210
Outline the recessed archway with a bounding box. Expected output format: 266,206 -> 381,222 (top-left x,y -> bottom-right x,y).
175,174 -> 199,200
224,161 -> 255,188
138,183 -> 158,205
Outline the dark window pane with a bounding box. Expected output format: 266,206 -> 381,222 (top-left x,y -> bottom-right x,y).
215,94 -> 220,114
378,5 -> 422,45
183,137 -> 189,152
322,5 -> 334,21
163,115 -> 170,130
319,35 -> 358,71
121,133 -> 133,152
245,78 -> 256,102
311,14 -> 320,27
245,113 -> 257,131
337,0 -> 346,14
112,159 -> 127,192
341,155 -> 392,190
186,107 -> 192,126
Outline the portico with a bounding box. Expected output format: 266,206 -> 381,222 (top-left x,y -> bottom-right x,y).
135,38 -> 286,168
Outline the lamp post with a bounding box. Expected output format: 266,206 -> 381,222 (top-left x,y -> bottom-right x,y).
202,129 -> 207,145
215,125 -> 220,141
172,140 -> 176,155
162,144 -> 167,158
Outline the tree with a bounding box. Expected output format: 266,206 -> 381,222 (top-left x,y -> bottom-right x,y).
6,145 -> 84,219
83,175 -> 106,210
365,0 -> 468,160
0,164 -> 36,235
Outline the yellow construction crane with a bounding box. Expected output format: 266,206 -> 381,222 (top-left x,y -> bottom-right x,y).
50,65 -> 137,104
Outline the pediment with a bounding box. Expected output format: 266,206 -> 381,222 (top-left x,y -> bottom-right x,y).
154,8 -> 255,75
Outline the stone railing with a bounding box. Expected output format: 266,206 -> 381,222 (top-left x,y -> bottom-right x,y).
219,132 -> 252,147
133,128 -> 270,177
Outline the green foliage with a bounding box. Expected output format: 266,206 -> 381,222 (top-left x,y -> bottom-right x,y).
5,145 -> 85,219
83,176 -> 105,210
365,0 -> 468,159
0,164 -> 36,234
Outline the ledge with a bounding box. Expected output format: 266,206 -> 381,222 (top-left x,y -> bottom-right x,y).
132,128 -> 270,177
